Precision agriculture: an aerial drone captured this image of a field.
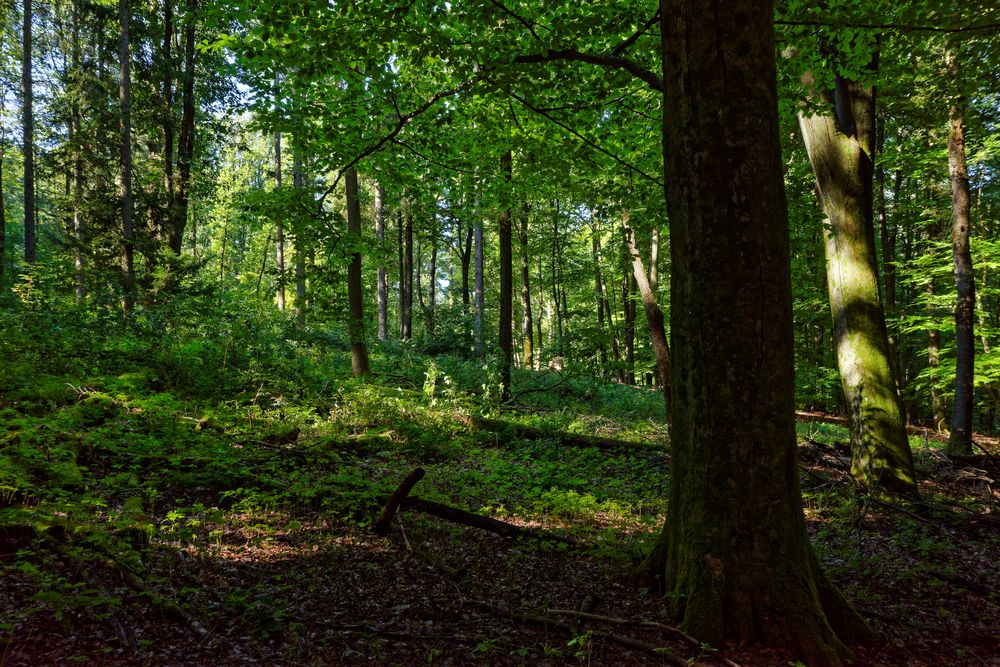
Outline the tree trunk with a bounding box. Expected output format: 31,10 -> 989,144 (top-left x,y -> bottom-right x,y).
172,0 -> 196,255
621,265 -> 636,385
345,167 -> 370,376
273,97 -> 285,311
928,306 -> 949,432
71,0 -> 84,301
519,202 -> 533,369
161,0 -> 174,249
645,3 -> 872,663
797,65 -> 918,498
428,222 -> 438,335
375,184 -> 388,342
622,211 -> 672,415
397,209 -> 404,338
0,91 -> 6,280
536,255 -> 544,365
945,39 -> 975,457
591,217 -> 608,373
22,0 -> 35,264
474,217 -> 484,356
498,150 -> 513,402
119,0 -> 136,311
294,151 -> 306,327
402,202 -> 414,340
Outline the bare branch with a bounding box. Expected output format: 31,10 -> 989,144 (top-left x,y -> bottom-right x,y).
512,50 -> 662,92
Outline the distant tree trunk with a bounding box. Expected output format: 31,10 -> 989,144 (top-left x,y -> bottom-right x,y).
0,95 -> 6,279
294,151 -> 306,327
171,0 -> 196,255
161,0 -> 174,247
273,103 -> 285,311
375,184 -> 388,341
621,266 -> 636,385
427,221 -> 438,335
550,201 -> 563,343
535,255 -> 544,364
798,64 -> 918,498
402,202 -> 414,340
945,38 -> 975,456
644,3 -> 872,663
879,156 -> 903,394
119,0 -> 136,311
591,218 -> 608,373
71,0 -> 84,301
22,0 -> 36,264
498,150 -> 513,402
345,167 -> 370,376
474,217 -> 484,356
927,284 -> 949,431
519,202 -> 533,369
649,227 -> 659,293
416,235 -> 424,313
623,211 -> 672,416
397,209 -> 404,338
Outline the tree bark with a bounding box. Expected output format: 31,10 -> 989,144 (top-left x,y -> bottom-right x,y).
375,184 -> 388,341
273,96 -> 285,311
402,201 -> 414,340
294,151 -> 306,327
945,38 -> 975,457
474,215 -> 484,356
22,0 -> 35,264
71,0 -> 84,301
797,64 -> 918,498
428,220 -> 438,335
622,212 -> 672,415
591,217 -> 608,373
645,2 -> 872,663
345,167 -> 370,376
172,0 -> 196,255
119,0 -> 136,311
397,209 -> 404,338
519,202 -> 533,369
621,263 -> 636,385
161,0 -> 175,248
498,150 -> 514,402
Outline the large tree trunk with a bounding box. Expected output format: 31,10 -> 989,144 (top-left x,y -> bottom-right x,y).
498,150 -> 513,402
622,212 -> 672,415
645,2 -> 872,663
294,151 -> 306,327
375,184 -> 388,342
519,202 -> 533,369
797,65 -> 918,498
345,167 -> 370,376
22,0 -> 35,264
945,39 -> 975,456
171,0 -> 196,255
119,0 -> 136,311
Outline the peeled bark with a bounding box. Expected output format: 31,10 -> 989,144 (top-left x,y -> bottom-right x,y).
945,39 -> 975,457
375,184 -> 388,342
645,2 -> 872,663
345,167 -> 370,376
498,150 -> 513,402
119,0 -> 136,311
22,0 -> 35,264
798,67 -> 918,498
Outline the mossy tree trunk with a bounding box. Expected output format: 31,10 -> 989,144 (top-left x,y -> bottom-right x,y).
797,68 -> 919,498
645,2 -> 873,664
344,167 -> 369,376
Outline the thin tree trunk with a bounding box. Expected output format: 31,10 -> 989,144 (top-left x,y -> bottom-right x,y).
273,92 -> 285,311
403,202 -> 414,340
519,202 -> 533,369
397,209 -> 404,338
928,319 -> 948,431
171,0 -> 196,254
294,151 -> 306,326
649,227 -> 659,293
621,265 -> 636,385
945,38 -> 975,456
0,98 -> 5,280
161,0 -> 174,248
798,63 -> 918,498
536,254 -> 544,365
474,216 -> 484,356
591,217 -> 608,373
498,150 -> 513,402
375,184 -> 388,341
345,167 -> 369,375
622,211 -> 672,415
428,223 -> 438,335
119,0 -> 136,311
71,0 -> 84,301
22,0 -> 35,264
551,201 -> 563,343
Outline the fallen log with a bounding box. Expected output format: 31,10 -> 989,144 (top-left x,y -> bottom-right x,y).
373,468 -> 426,536
401,496 -> 579,546
461,415 -> 663,453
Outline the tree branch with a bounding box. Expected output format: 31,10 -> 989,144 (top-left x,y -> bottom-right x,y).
610,9 -> 661,56
512,50 -> 662,92
775,19 -> 1000,34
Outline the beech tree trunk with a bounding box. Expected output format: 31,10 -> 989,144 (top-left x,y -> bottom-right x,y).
402,202 -> 414,340
22,0 -> 35,264
621,265 -> 636,385
71,0 -> 84,301
945,39 -> 975,457
119,0 -> 136,311
474,217 -> 484,356
293,151 -> 306,327
172,0 -> 195,255
519,203 -> 533,369
622,212 -> 672,415
591,219 -> 608,373
375,184 -> 388,342
498,150 -> 513,402
798,65 -> 918,498
0,93 -> 6,279
344,167 -> 370,376
645,2 -> 872,664
161,0 -> 174,246
397,209 -> 404,338
273,109 -> 285,311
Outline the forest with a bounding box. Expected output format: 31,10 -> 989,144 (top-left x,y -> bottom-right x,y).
0,0 -> 998,665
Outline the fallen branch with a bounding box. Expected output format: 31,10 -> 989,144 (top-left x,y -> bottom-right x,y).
462,415 -> 662,453
373,468 -> 426,536
401,496 -> 580,546
546,609 -> 741,667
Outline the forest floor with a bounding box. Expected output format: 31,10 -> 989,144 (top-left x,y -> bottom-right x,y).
1,311 -> 998,666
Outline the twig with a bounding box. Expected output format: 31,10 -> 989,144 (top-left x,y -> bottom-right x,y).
396,513 -> 412,552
